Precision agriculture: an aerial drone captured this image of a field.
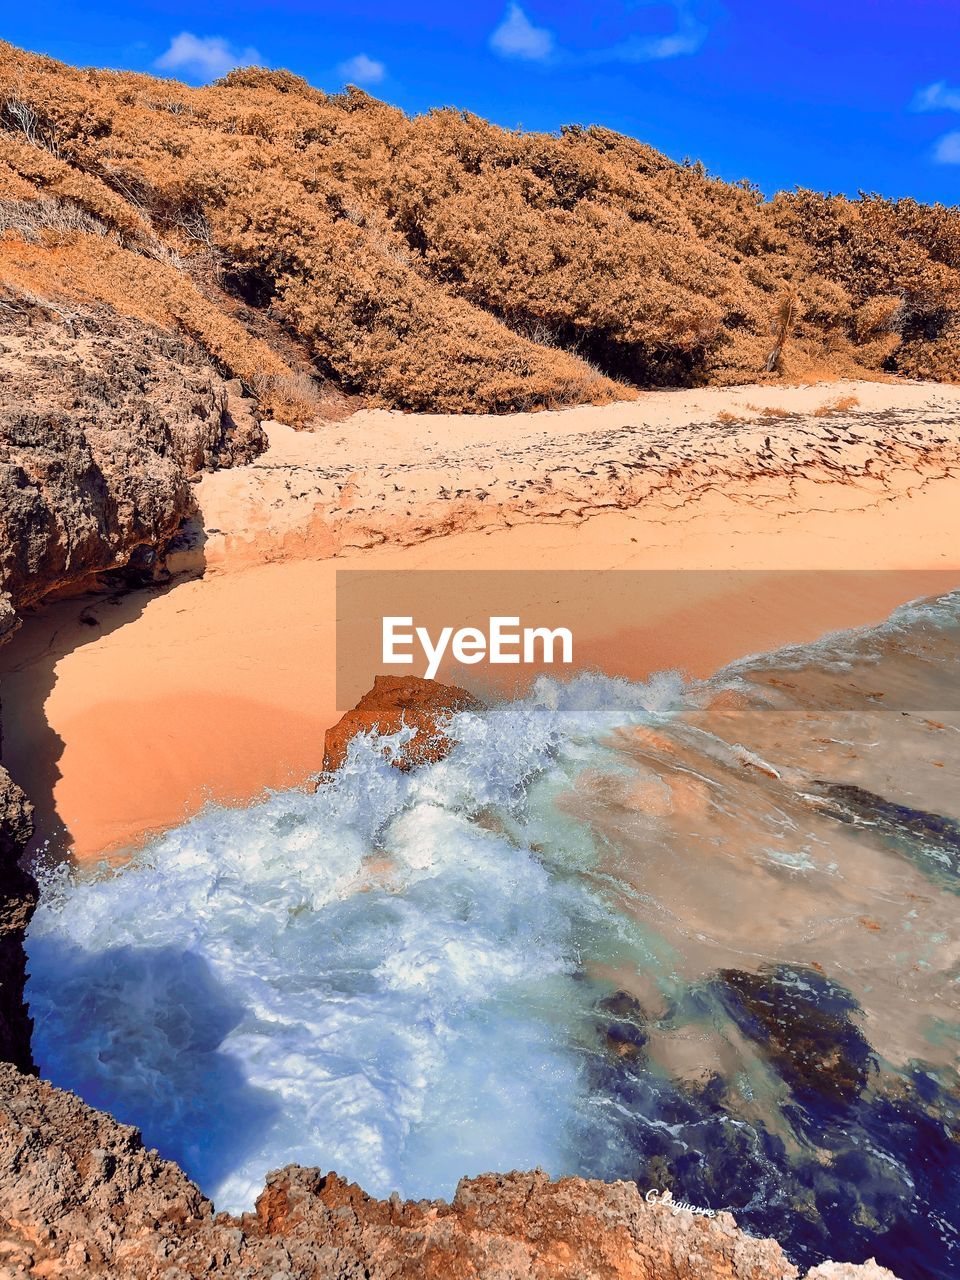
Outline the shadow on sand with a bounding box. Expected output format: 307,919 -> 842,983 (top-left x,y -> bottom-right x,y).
0,518 -> 208,866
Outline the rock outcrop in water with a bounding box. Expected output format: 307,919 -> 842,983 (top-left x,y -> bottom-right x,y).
716,965 -> 876,1106
810,781 -> 960,888
0,1063 -> 900,1280
322,674 -> 483,773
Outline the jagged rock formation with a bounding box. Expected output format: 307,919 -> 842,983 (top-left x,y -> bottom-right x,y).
0,769 -> 34,1074
0,1064 -> 900,1279
0,290 -> 265,637
322,675 -> 483,773
0,281 -> 271,1153
0,271 -> 272,1127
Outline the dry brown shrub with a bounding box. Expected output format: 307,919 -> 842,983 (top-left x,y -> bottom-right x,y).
774,191 -> 960,383
812,394 -> 861,417
0,195 -> 112,240
0,156 -> 39,200
757,405 -> 793,419
0,133 -> 152,243
764,291 -> 799,373
1,39 -> 958,412
253,369 -> 341,426
0,229 -> 291,392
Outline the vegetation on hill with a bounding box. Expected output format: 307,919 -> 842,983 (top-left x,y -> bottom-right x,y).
1,43 -> 958,416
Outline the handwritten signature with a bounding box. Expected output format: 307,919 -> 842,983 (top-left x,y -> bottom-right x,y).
645,1188 -> 716,1219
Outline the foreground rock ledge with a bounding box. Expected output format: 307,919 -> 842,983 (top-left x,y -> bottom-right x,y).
0,1066 -> 897,1280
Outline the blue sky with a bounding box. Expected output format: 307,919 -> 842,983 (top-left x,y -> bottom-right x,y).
5,1 -> 960,202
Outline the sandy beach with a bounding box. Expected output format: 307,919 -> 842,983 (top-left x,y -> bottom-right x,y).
2,379 -> 959,862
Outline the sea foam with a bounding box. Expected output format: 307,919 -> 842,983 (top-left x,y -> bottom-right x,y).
27,673 -> 677,1212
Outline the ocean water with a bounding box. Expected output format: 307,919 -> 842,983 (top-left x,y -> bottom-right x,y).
25,594 -> 960,1278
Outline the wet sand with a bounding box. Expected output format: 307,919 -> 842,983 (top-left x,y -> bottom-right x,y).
1,380 -> 959,860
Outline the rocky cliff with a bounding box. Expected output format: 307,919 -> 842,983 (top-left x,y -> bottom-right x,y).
0,1064 -> 898,1280
0,768 -> 33,1074
0,288 -> 269,1083
0,290 -> 265,640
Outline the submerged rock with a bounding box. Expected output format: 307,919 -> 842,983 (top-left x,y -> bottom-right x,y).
716,965 -> 875,1106
581,978 -> 956,1278
597,989 -> 649,1063
322,674 -> 483,773
810,782 -> 960,888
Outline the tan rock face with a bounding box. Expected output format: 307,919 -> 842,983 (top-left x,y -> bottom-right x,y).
0,292 -> 265,630
0,1063 -> 900,1280
322,674 -> 483,773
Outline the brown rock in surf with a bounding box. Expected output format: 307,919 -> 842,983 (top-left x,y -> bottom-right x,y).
322,674 -> 483,773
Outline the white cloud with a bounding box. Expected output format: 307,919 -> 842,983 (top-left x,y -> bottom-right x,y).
913,81 -> 960,113
490,4 -> 555,62
490,2 -> 705,67
643,30 -> 704,59
155,32 -> 262,82
934,131 -> 960,164
600,24 -> 706,63
592,2 -> 707,63
337,53 -> 386,86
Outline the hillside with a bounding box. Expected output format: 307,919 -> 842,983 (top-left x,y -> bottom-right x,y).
1,41 -> 959,418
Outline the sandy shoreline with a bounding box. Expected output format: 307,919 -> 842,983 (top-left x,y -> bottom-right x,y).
2,379 -> 959,862
174,377 -> 960,573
